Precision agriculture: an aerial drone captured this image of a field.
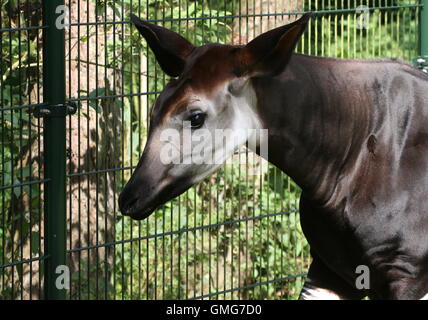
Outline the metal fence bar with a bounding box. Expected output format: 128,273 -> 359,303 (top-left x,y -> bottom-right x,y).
66,209 -> 299,254
0,26 -> 48,33
66,150 -> 253,179
64,4 -> 424,27
66,91 -> 162,103
190,272 -> 308,300
0,179 -> 50,191
0,102 -> 48,112
42,0 -> 67,300
0,256 -> 49,270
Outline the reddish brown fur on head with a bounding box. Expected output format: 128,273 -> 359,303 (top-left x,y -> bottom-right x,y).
181,44 -> 244,92
154,44 -> 246,123
119,14 -> 311,220
130,13 -> 311,126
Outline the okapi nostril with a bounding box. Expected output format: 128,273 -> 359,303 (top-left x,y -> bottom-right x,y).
125,197 -> 139,212
119,192 -> 139,215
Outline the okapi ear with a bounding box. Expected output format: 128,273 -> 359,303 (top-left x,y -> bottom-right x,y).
241,13 -> 312,77
131,14 -> 195,77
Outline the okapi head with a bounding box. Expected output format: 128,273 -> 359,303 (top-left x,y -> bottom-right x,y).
118,13 -> 311,220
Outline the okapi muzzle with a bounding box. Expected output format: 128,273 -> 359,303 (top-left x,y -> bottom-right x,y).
118,139 -> 194,220
119,13 -> 310,220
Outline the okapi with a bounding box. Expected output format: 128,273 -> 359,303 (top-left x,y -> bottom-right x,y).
119,13 -> 428,300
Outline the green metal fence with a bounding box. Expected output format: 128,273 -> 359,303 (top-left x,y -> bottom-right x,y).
0,0 -> 424,300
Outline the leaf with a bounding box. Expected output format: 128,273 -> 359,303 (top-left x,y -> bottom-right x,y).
13,185 -> 21,198
18,166 -> 32,178
80,87 -> 107,113
30,231 -> 40,255
295,241 -> 303,257
108,2 -> 122,19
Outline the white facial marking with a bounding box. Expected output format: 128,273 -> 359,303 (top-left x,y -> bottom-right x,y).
299,285 -> 343,300
156,78 -> 265,184
420,293 -> 428,300
159,128 -> 181,164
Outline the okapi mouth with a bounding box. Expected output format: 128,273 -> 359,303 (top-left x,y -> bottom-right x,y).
119,191 -> 164,221
119,175 -> 193,220
124,203 -> 157,221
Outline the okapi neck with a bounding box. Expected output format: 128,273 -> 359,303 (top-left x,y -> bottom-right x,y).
251,53 -> 372,208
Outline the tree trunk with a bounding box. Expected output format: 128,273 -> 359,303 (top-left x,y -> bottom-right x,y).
232,0 -> 303,44
8,0 -> 122,299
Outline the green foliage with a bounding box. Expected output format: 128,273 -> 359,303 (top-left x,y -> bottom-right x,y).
302,0 -> 420,60
0,1 -> 44,298
0,0 -> 421,300
82,0 -> 309,300
107,160 -> 307,300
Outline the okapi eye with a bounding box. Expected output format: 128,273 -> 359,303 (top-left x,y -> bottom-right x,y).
188,113 -> 206,129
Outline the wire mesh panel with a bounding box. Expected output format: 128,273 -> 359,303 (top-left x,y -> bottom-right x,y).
0,0 -> 45,299
64,0 -> 309,300
0,0 -> 422,300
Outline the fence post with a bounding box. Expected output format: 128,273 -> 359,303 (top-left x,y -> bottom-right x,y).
42,0 -> 67,300
422,0 -> 428,56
